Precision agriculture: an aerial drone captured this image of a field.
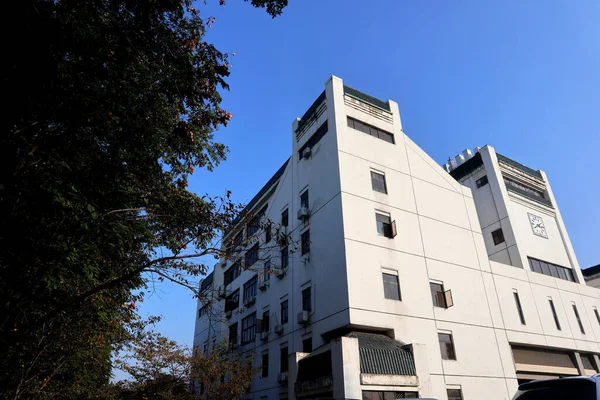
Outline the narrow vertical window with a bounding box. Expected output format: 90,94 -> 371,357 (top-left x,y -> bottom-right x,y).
513,290 -> 526,325
438,332 -> 456,360
301,229 -> 310,255
281,300 -> 288,324
302,337 -> 312,353
263,259 -> 271,282
370,171 -> 387,194
281,246 -> 289,269
280,346 -> 288,372
549,298 -> 561,330
261,352 -> 269,378
594,307 -> 600,327
375,213 -> 396,238
382,273 -> 401,301
281,208 -> 289,227
300,190 -> 309,209
302,287 -> 312,312
573,303 -> 585,334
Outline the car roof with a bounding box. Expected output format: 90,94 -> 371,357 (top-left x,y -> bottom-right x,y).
518,375 -> 598,391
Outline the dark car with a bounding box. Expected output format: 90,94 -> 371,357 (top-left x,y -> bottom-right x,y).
513,375 -> 600,399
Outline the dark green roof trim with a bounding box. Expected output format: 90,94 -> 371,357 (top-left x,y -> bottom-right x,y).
225,158 -> 290,236
583,264 -> 600,277
497,153 -> 543,179
296,90 -> 326,134
449,151 -> 483,181
343,85 -> 391,112
505,184 -> 554,208
346,332 -> 416,376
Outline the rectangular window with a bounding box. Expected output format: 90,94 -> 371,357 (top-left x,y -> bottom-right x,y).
224,262 -> 240,286
573,303 -> 585,334
549,298 -> 561,330
300,190 -> 309,209
492,228 -> 505,245
243,276 -> 257,303
261,352 -> 269,378
281,208 -> 289,227
347,117 -> 395,144
514,290 -> 526,325
233,232 -> 243,247
302,337 -> 312,353
302,287 -> 312,312
281,246 -> 289,269
527,257 -> 576,282
247,215 -> 260,237
382,273 -> 401,301
281,300 -> 288,324
265,223 -> 271,243
262,310 -> 270,332
198,305 -> 209,318
241,313 -> 256,344
375,212 -> 396,238
430,282 -> 447,308
225,289 -> 240,313
447,388 -> 463,400
228,322 -> 238,346
245,243 -> 259,268
280,346 -> 288,372
264,259 -> 271,282
370,171 -> 388,194
594,308 -> 600,327
438,332 -> 456,360
475,175 -> 489,188
301,229 -> 310,255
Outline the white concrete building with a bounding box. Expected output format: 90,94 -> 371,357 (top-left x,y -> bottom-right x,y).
193,76 -> 600,400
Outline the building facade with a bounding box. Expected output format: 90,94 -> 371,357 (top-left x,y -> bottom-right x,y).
193,76 -> 600,400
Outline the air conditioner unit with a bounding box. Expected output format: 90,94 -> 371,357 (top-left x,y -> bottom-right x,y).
260,331 -> 269,341
225,310 -> 232,319
297,207 -> 310,221
302,147 -> 312,159
244,296 -> 256,307
218,285 -> 228,299
297,311 -> 310,325
274,324 -> 284,335
277,372 -> 288,384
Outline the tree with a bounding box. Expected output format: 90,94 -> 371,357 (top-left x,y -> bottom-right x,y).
113,331 -> 258,400
2,0 -> 287,398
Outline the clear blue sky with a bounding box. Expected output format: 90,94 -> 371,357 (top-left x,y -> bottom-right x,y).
134,0 -> 600,362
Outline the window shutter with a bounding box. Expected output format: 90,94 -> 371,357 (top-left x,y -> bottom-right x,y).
256,318 -> 263,333
391,220 -> 397,238
444,289 -> 454,308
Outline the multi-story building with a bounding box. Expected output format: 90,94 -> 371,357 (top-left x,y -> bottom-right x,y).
193,76 -> 600,400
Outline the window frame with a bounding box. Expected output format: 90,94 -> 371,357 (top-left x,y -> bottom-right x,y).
262,310 -> 270,332
370,170 -> 388,194
263,259 -> 271,282
301,229 -> 310,255
573,303 -> 586,334
281,299 -> 289,324
430,282 -> 447,308
224,289 -> 240,313
594,307 -> 600,327
241,312 -> 257,344
382,272 -> 401,301
513,290 -> 526,325
228,322 -> 238,346
245,243 -> 259,268
347,117 -> 395,144
198,304 -> 209,318
281,208 -> 289,227
475,175 -> 488,188
447,388 -> 463,400
300,190 -> 309,210
302,287 -> 312,312
243,276 -> 258,303
224,261 -> 240,286
302,337 -> 312,353
261,352 -> 269,378
280,346 -> 288,373
375,212 -> 396,238
549,298 -> 561,330
438,332 -> 456,360
491,228 -> 505,245
281,246 -> 289,269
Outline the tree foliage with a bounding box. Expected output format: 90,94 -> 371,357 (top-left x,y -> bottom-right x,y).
2,0 -> 287,398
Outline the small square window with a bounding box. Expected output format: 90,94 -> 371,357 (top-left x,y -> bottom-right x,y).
370,171 -> 388,194
376,213 -> 396,238
300,190 -> 309,209
382,273 -> 401,301
491,228 -> 505,245
438,332 -> 456,360
430,282 -> 447,308
447,388 -> 463,400
476,175 -> 488,188
301,229 -> 310,255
